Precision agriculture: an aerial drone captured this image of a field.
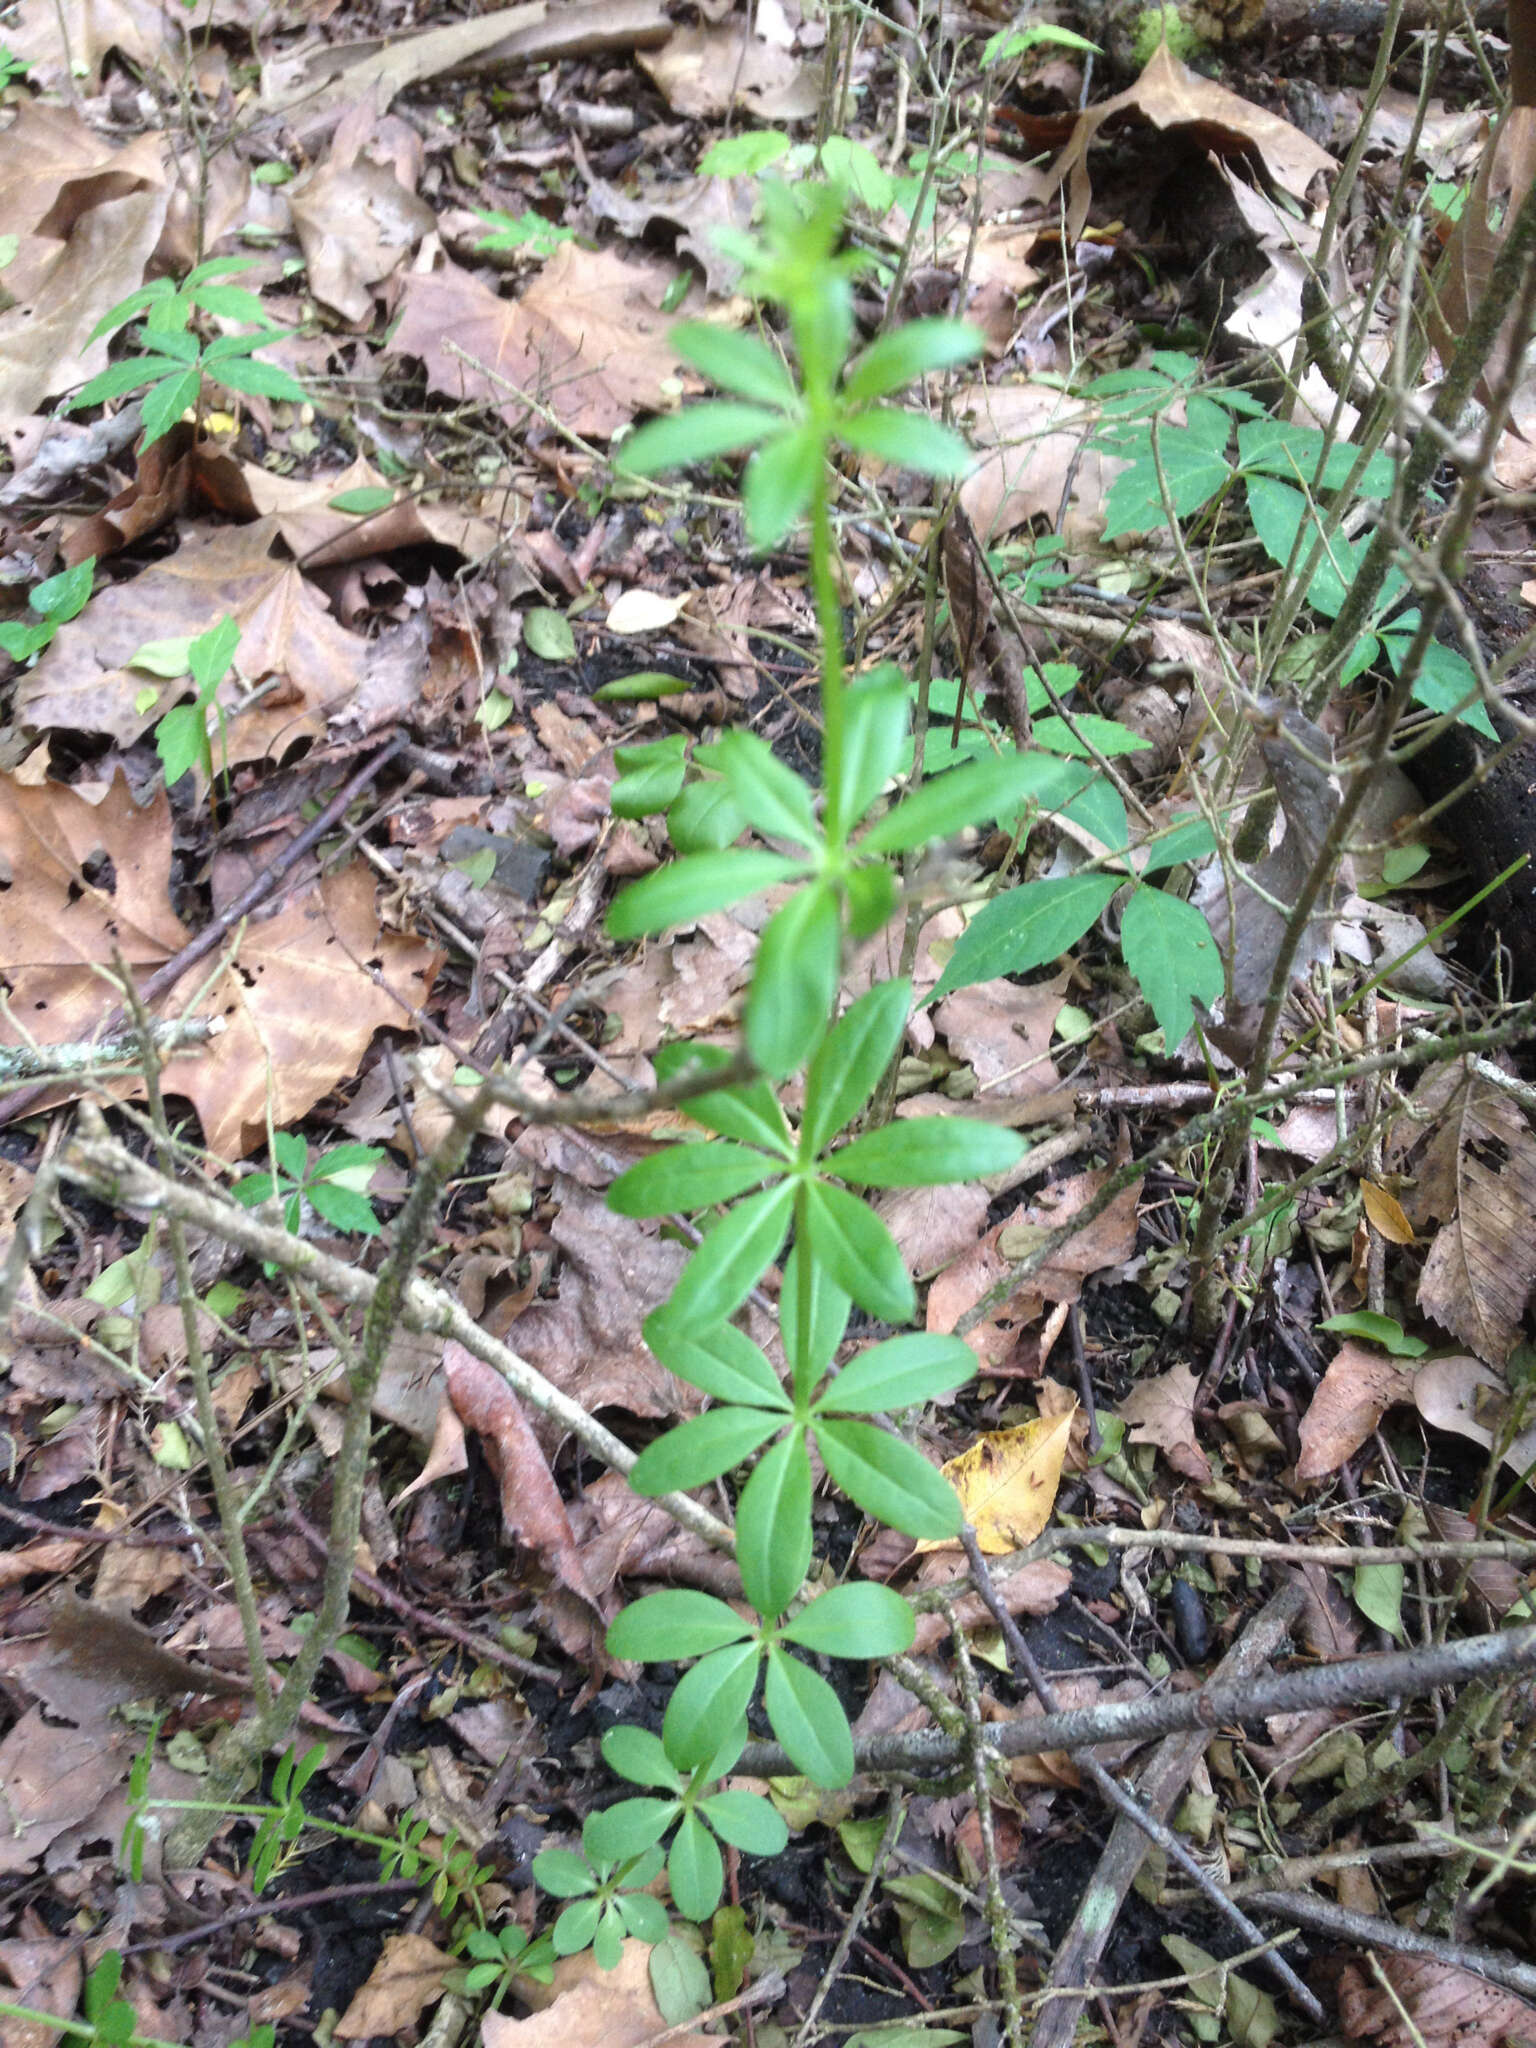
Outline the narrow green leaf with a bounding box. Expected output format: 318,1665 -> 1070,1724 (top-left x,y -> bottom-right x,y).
607,1139 -> 784,1219
930,874 -> 1118,1003
858,750 -> 1091,856
619,402 -> 784,477
667,1811 -> 725,1922
818,1332 -> 975,1413
1118,885 -> 1224,1048
1139,813 -> 1216,873
603,1725 -> 685,1791
643,1314 -> 792,1408
735,1430 -> 814,1620
1354,1560 -> 1405,1640
652,1045 -> 794,1155
837,407 -> 974,479
668,777 -> 747,852
835,663 -> 911,833
801,979 -> 911,1157
706,730 -> 820,846
780,1581 -> 917,1656
32,557 -> 95,625
699,1789 -> 789,1856
187,613 -> 239,693
667,1180 -> 796,1327
743,422 -> 823,549
69,356 -> 180,408
827,1117 -> 1025,1187
663,1642 -> 763,1768
814,1417 -> 962,1539
763,1648 -> 854,1787
583,1797 -> 679,1863
699,130 -> 791,177
746,881 -> 842,1079
801,1180 -> 915,1324
593,669 -> 693,701
672,323 -> 798,409
612,735 -> 689,818
780,1244 -> 853,1406
607,850 -> 808,940
841,320 -> 984,405
617,1891 -> 671,1944
607,1590 -> 753,1662
629,1408 -> 783,1494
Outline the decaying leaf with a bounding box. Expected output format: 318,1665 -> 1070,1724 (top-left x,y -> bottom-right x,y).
488,1940 -> 715,2048
1335,1951 -> 1536,2048
1399,1068 -> 1536,1364
1117,1362 -> 1210,1484
927,1407 -> 1076,1555
1295,1342 -> 1414,1483
1411,1355 -> 1536,1477
334,1932 -> 454,2040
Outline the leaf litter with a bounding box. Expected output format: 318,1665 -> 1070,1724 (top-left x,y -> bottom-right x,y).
0,7 -> 1533,2048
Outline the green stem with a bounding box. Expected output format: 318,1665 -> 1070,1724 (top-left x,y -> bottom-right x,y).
810,426 -> 848,850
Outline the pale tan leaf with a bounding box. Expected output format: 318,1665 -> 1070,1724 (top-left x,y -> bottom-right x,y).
491,1940 -> 715,2048
1295,1343 -> 1414,1483
1412,1355 -> 1536,1477
335,1933 -> 454,2040
636,20 -> 819,120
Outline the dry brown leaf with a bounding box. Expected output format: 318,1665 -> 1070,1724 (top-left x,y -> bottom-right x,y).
0,1936 -> 82,2048
236,454 -> 499,568
18,520 -> 366,751
927,1409 -> 1076,1555
933,976 -> 1065,1097
394,245 -> 700,441
1044,42 -> 1335,246
492,1940 -> 714,2048
288,147 -> 436,324
954,380 -> 1115,545
637,20 -> 819,120
1408,1072 -> 1536,1364
1117,1363 -> 1211,1484
2,0 -> 252,81
1335,1952 -> 1536,2047
1411,1355 -> 1536,1477
505,1178 -> 706,1430
1361,1181 -> 1415,1244
158,861 -> 441,1160
1423,1502 -> 1527,1622
0,1708 -> 129,1874
442,1339 -> 602,1609
1294,1342 -> 1414,1483
334,1932 -> 454,2040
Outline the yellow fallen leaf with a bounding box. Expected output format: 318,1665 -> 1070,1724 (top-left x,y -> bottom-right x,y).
924,1408 -> 1076,1555
1361,1181 -> 1415,1244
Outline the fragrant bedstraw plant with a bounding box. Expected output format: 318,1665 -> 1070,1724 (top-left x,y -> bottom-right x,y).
522,180 -> 1058,1963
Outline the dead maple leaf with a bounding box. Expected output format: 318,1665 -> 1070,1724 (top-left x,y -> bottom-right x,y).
1294,1342 -> 1414,1483
287,118 -> 436,324
17,520 -> 367,753
1117,1362 -> 1211,1485
1044,42 -> 1336,246
926,1407 -> 1076,1555
637,20 -> 818,120
158,861 -> 440,1160
0,104 -> 177,426
394,243 -> 701,441
334,1932 -> 454,2040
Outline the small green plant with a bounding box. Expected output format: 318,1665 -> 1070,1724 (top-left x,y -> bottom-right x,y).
0,1951 -> 275,2048
133,612 -> 241,789
68,256 -> 305,447
455,1924 -> 557,2008
0,554 -> 94,664
1087,351 -> 1494,736
474,208 -> 577,259
0,43 -> 32,89
582,1724 -> 788,1921
232,1134 -> 387,1238
531,1834 -> 673,1967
